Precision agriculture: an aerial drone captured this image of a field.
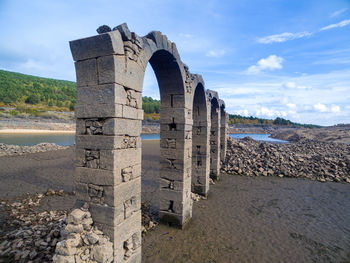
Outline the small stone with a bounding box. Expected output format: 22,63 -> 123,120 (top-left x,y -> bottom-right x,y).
29,251 -> 37,259
46,188 -> 55,196
67,209 -> 90,225
65,223 -> 84,233
82,217 -> 93,230
52,254 -> 75,263
55,240 -> 77,256
91,242 -> 113,263
87,232 -> 99,244
97,25 -> 112,34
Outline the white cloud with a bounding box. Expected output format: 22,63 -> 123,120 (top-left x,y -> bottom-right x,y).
283,82 -> 309,89
256,107 -> 287,118
247,55 -> 284,74
206,50 -> 226,58
179,33 -> 193,38
314,103 -> 328,112
234,109 -> 249,116
257,31 -> 312,44
320,19 -> 350,31
331,105 -> 340,113
330,8 -> 347,18
346,105 -> 350,110
286,103 -> 297,109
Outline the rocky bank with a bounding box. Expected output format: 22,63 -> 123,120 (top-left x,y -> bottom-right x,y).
0,143 -> 70,157
222,137 -> 350,183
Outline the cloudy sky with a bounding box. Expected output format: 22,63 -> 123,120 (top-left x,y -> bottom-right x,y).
0,0 -> 349,126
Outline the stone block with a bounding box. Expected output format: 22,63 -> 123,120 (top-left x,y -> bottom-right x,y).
159,188 -> 185,203
75,103 -> 123,118
160,147 -> 186,159
122,105 -> 144,120
75,167 -> 116,186
76,83 -> 127,105
103,177 -> 141,209
159,156 -> 191,171
76,148 -> 141,172
75,59 -> 98,87
159,108 -> 192,124
159,167 -> 188,181
88,202 -> 124,227
99,148 -> 141,171
160,178 -> 185,191
146,31 -> 163,49
97,55 -> 144,91
103,118 -> 142,136
159,207 -> 192,227
159,199 -> 188,214
76,135 -> 141,150
161,94 -> 186,108
96,211 -> 141,245
70,31 -> 124,61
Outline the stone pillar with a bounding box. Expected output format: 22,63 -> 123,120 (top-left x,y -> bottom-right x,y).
220,104 -> 229,163
71,30 -> 143,263
158,64 -> 193,227
191,83 -> 210,196
210,101 -> 221,180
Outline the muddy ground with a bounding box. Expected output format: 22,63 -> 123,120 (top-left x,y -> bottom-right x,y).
0,140 -> 349,262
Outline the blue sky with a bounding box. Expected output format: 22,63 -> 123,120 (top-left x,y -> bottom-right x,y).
0,0 -> 349,125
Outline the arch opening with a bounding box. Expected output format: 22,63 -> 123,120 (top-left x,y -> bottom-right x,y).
144,49 -> 192,228
191,83 -> 210,196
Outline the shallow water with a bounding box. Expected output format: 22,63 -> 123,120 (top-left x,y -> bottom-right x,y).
0,133 -> 287,146
229,133 -> 288,143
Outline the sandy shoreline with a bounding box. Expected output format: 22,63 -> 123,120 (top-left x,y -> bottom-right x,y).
0,128 -> 75,134
0,141 -> 349,262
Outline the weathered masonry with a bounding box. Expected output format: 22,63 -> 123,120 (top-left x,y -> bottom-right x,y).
70,23 -> 228,263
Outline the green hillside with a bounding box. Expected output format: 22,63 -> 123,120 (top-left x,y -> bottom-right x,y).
0,69 -> 76,110
229,114 -> 320,128
0,69 -> 161,115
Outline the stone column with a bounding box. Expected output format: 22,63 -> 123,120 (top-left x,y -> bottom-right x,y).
71,30 -> 143,263
157,65 -> 193,227
191,83 -> 210,196
220,106 -> 229,163
210,103 -> 221,180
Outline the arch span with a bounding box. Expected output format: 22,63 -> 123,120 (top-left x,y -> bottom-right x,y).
71,24 -> 195,262
70,23 -> 227,262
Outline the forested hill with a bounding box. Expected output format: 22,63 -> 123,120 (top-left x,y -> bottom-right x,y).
0,69 -> 76,110
0,69 -> 318,127
228,114 -> 320,128
0,69 -> 161,113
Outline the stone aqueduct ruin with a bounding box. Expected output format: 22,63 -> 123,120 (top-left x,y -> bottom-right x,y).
70,23 -> 228,262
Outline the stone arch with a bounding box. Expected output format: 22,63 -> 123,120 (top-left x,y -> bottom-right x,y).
219,99 -> 228,162
191,77 -> 211,196
206,90 -> 221,180
70,23 -> 194,262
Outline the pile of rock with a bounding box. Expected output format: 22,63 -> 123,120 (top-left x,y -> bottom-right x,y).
0,190 -> 68,262
0,190 -> 158,262
141,202 -> 157,236
191,193 -> 207,202
222,137 -> 350,183
0,142 -> 69,157
53,208 -> 113,263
